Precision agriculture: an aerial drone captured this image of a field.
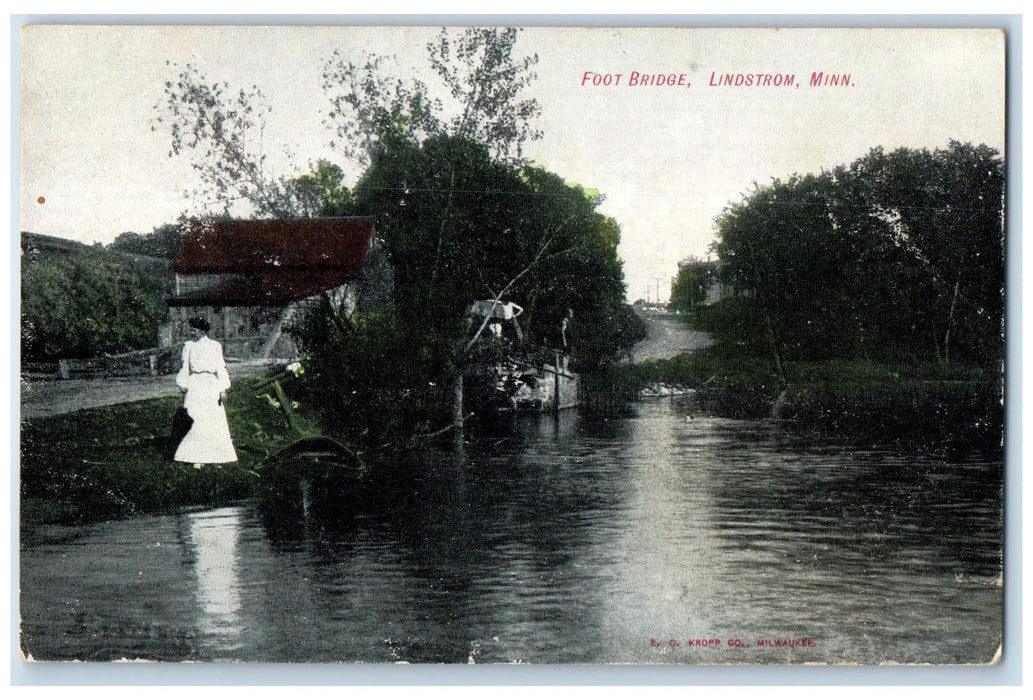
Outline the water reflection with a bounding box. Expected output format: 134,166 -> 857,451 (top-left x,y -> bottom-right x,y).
593,410 -> 725,661
20,400 -> 1002,664
184,508 -> 244,652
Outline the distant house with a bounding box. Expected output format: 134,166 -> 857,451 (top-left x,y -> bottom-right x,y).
676,258 -> 727,306
163,217 -> 391,360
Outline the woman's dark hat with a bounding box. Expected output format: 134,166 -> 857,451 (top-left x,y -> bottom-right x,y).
188,316 -> 211,333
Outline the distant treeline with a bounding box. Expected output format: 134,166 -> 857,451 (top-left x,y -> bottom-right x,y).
706,141 -> 1003,369
106,222 -> 186,260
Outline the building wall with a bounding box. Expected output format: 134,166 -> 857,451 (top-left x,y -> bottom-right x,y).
165,305 -> 292,360
163,280 -> 357,360
175,273 -> 244,296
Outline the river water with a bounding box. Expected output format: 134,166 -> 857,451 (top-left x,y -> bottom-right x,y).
19,399 -> 1002,664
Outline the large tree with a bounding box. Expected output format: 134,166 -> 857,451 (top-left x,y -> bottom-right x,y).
312,28 -> 634,369
714,141 -> 1004,368
348,135 -> 629,360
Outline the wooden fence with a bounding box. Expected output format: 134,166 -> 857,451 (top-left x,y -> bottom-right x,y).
22,345 -> 183,380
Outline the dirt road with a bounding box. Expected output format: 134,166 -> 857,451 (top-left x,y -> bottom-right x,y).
626,309 -> 711,363
20,361 -> 281,420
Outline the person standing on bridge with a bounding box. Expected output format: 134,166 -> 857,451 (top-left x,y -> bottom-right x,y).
174,316 -> 237,467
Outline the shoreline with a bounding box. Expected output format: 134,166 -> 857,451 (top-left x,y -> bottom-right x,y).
584,351 -> 1003,460
19,357 -> 1003,529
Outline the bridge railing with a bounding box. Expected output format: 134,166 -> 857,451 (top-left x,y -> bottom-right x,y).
464,339 -> 576,375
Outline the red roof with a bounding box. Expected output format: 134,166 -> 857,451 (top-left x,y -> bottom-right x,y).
169,218 -> 374,307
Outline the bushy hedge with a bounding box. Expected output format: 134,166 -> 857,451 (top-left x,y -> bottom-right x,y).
21,250 -> 168,361
290,305 -> 458,455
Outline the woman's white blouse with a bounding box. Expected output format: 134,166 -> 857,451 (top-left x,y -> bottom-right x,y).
176,337 -> 231,393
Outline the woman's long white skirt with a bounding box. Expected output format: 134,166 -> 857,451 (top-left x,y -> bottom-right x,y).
174,374 -> 238,464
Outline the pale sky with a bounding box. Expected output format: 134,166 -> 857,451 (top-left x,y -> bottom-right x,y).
19,25 -> 1005,302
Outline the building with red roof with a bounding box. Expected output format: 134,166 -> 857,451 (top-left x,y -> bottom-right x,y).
163,217 -> 390,359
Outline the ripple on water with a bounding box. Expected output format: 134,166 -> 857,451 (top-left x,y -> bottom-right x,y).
20,402 -> 1002,663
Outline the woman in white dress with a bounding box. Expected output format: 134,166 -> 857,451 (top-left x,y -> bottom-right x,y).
174,316 -> 238,467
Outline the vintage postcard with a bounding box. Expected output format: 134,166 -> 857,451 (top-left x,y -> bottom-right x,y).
17,23 -> 1006,668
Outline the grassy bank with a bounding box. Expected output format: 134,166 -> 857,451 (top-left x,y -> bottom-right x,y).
583,318 -> 1003,459
20,375 -> 306,526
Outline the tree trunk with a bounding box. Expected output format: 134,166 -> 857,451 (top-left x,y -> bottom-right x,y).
943,276 -> 961,367
764,312 -> 787,387
451,372 -> 465,456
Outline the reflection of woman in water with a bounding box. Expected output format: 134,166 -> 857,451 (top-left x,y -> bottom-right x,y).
174,316 -> 237,467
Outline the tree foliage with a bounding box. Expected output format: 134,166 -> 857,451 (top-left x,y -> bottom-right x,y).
290,305 -> 457,451
22,251 -> 168,361
349,135 -> 628,364
153,62 -> 306,217
322,53 -> 442,169
322,27 -> 541,168
714,141 -> 1004,367
290,160 -> 354,217
670,259 -> 712,314
108,221 -> 188,260
426,27 -> 542,161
